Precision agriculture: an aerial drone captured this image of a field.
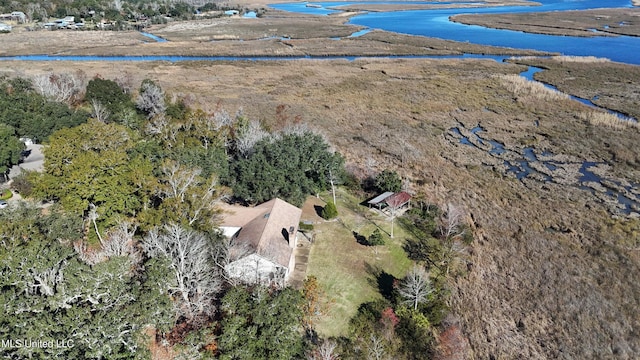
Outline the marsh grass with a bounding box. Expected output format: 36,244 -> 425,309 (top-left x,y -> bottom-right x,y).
579,111 -> 639,130
497,74 -> 569,101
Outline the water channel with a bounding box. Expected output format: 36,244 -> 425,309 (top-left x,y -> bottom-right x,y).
271,0 -> 640,65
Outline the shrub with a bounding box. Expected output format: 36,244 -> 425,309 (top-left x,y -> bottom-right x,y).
9,172 -> 33,197
374,169 -> 402,193
0,188 -> 12,200
322,201 -> 338,220
368,228 -> 385,246
299,221 -> 314,231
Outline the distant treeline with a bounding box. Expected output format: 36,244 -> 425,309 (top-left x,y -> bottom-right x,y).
1,0 -> 250,25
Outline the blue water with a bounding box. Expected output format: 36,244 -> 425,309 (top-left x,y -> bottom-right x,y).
272,0 -> 640,65
520,66 -> 637,121
140,32 -> 167,43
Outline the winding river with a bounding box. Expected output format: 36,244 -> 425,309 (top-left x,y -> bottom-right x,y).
271,0 -> 640,65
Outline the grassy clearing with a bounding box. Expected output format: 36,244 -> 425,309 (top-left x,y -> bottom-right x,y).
306,188 -> 412,337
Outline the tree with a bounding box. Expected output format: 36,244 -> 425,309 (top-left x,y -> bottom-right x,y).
149,159 -> 225,230
308,339 -> 340,360
439,203 -> 465,240
136,79 -> 166,119
142,223 -> 222,322
85,77 -> 133,120
302,275 -> 325,332
0,123 -> 24,176
398,265 -> 433,310
234,119 -> 269,158
322,201 -> 338,220
367,228 -> 385,246
374,169 -> 402,193
90,98 -> 110,123
219,286 -> 304,360
32,71 -> 87,105
230,131 -> 343,206
0,205 -> 170,359
33,120 -> 155,233
0,76 -> 89,143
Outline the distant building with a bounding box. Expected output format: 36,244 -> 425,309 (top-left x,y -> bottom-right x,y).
11,11 -> 26,23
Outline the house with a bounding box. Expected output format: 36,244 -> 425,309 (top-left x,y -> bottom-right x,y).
221,198 -> 302,286
385,191 -> 411,210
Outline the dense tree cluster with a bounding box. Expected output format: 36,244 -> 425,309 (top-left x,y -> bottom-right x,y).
0,123 -> 24,176
0,76 -> 89,143
0,73 -> 348,358
229,131 -> 344,206
0,205 -> 173,359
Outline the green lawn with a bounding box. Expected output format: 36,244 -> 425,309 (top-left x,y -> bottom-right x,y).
305,188 -> 413,337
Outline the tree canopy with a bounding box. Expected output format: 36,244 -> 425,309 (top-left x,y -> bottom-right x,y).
219,286 -> 305,359
0,77 -> 89,142
0,205 -> 172,359
33,120 -> 155,230
0,123 -> 24,175
229,131 -> 344,206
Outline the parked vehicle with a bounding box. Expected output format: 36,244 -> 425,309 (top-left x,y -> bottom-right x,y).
0,200 -> 7,209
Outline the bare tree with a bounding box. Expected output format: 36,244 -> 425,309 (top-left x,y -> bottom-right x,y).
440,203 -> 465,240
91,99 -> 110,123
235,119 -> 269,158
145,113 -> 168,136
212,232 -> 252,285
366,334 -> 386,360
159,160 -> 201,202
136,81 -> 166,119
74,221 -> 141,268
88,203 -> 105,245
114,72 -> 136,94
157,160 -> 224,227
308,339 -> 340,360
213,108 -> 233,130
142,224 -> 222,321
32,71 -> 87,105
398,265 -> 433,310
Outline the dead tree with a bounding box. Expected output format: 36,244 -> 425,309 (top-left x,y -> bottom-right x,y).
136,81 -> 166,119
398,265 -> 433,310
235,119 -> 269,158
142,224 -> 222,321
90,99 -> 110,123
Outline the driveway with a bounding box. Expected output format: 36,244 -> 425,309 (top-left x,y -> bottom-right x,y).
8,144 -> 44,179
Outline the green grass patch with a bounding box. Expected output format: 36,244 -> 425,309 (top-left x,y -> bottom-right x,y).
305,188 -> 413,337
0,189 -> 12,200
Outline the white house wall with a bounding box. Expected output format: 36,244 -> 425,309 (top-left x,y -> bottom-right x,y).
226,254 -> 288,286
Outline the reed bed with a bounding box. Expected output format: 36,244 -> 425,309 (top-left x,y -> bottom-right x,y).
497,73 -> 569,101
579,111 -> 639,130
